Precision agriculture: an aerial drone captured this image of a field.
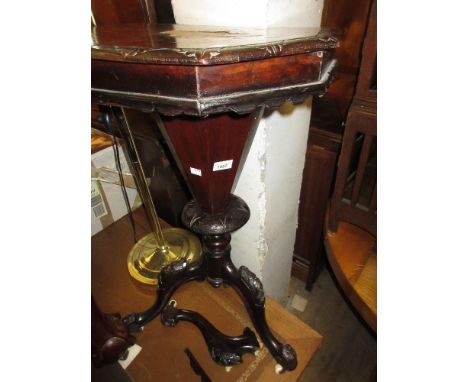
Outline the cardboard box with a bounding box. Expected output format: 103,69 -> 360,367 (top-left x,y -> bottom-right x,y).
91,130 -> 141,236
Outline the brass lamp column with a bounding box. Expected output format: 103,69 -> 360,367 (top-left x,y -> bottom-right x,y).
103,107 -> 202,285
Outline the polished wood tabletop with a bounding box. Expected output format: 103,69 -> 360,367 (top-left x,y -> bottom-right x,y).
92,23 -> 339,65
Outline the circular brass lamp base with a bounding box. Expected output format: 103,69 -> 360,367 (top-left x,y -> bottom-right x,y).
127,228 -> 202,285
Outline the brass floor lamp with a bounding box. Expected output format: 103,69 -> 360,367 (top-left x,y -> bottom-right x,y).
104,107 -> 202,285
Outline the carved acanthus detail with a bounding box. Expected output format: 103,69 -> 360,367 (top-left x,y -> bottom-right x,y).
210,348 -> 241,366
158,259 -> 187,289
182,195 -> 250,235
239,266 -> 265,306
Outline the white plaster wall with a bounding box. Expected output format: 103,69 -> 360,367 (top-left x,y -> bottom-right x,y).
266,0 -> 324,27
261,100 -> 312,300
172,0 -> 324,28
172,0 -> 324,301
172,0 -> 268,27
229,120 -> 268,275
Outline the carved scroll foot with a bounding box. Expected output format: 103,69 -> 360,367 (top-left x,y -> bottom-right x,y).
124,258 -> 206,332
226,265 -> 298,371
161,300 -> 260,367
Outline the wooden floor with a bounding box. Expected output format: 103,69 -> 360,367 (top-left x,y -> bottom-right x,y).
325,222 -> 377,332
285,269 -> 376,382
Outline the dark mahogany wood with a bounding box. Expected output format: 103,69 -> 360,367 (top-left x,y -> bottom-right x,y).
153,0 -> 175,24
92,24 -> 338,116
328,101 -> 376,237
92,24 -> 338,373
353,0 -> 377,104
121,189 -> 298,370
292,97 -> 343,289
320,0 -> 374,117
292,0 -> 375,291
91,297 -> 136,366
328,0 -> 377,237
324,0 -> 377,332
293,144 -> 339,290
159,113 -> 257,214
161,301 -> 260,367
92,24 -> 338,65
91,0 -> 156,25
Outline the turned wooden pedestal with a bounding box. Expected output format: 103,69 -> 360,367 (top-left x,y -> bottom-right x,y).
92,23 -> 338,373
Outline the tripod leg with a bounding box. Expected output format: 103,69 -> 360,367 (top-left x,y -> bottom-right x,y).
124,257 -> 206,332
161,301 -> 259,366
223,262 -> 297,372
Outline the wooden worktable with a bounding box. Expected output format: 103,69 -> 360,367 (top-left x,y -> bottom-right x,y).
92,208 -> 323,381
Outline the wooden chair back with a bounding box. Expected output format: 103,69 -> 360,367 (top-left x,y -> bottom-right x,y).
328,104 -> 376,236
328,0 -> 377,237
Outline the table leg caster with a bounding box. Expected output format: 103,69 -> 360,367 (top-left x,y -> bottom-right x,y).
275,364 -> 284,374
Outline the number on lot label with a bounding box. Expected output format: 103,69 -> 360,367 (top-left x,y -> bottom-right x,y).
213,160 -> 233,171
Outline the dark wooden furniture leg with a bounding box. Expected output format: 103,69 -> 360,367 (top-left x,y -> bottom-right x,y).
161,301 -> 260,366
124,196 -> 297,371
223,262 -> 298,370
182,194 -> 298,371
92,297 -> 136,366
124,257 -> 206,330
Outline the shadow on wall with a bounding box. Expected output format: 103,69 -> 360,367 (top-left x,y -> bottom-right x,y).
264,97 -> 313,119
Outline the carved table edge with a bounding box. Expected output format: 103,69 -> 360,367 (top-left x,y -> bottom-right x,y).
91,59 -> 337,116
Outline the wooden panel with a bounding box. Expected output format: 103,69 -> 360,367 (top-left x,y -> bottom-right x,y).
91,60 -> 198,98
320,0 -> 374,117
122,108 -> 191,227
321,72 -> 358,119
354,0 -> 377,103
293,145 -> 337,288
160,112 -> 256,214
198,52 -> 322,96
321,0 -> 373,71
292,102 -> 343,288
91,0 -> 148,25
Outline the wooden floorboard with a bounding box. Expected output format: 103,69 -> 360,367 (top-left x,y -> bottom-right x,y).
285,269 -> 376,382
324,222 -> 377,331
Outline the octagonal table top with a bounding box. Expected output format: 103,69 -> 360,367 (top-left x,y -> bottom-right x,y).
91,23 -> 339,116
